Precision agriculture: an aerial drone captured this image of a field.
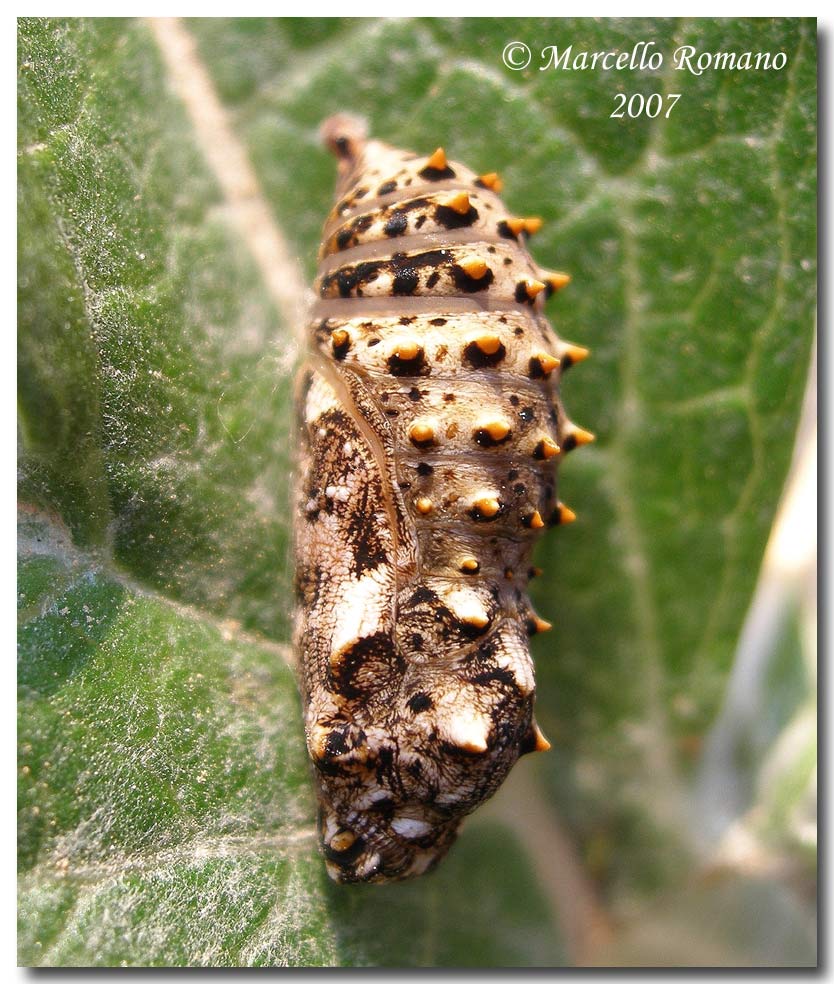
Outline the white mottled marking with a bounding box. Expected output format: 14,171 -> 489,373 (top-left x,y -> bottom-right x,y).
443,587 -> 489,628
494,639 -> 535,696
356,852 -> 382,879
324,485 -> 349,501
443,708 -> 491,753
329,570 -> 391,665
391,816 -> 433,839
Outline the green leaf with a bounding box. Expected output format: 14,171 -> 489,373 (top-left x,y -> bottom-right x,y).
19,16 -> 815,966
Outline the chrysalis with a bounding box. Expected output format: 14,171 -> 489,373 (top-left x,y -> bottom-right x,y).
293,115 -> 591,883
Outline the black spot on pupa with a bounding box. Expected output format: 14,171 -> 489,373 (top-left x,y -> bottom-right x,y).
458,616 -> 490,640
518,727 -> 539,757
408,585 -> 436,606
475,426 -> 512,448
324,724 -> 366,759
463,339 -> 506,368
451,264 -> 495,293
384,211 -> 408,237
330,634 -> 401,701
407,692 -> 433,713
426,271 -> 440,289
525,617 -> 542,636
471,666 -> 517,689
378,179 -> 398,195
419,162 -> 456,181
393,267 -> 419,295
416,462 -> 434,476
387,348 -> 427,376
514,281 -> 537,305
528,356 -> 548,379
369,797 -> 395,817
333,269 -> 358,298
332,340 -> 350,361
430,317 -> 447,326
349,519 -> 389,577
434,203 -> 479,229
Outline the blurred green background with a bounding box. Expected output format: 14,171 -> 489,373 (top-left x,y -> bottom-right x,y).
18,17 -> 816,966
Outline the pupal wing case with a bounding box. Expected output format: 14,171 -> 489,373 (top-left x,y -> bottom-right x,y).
294,115 -> 592,884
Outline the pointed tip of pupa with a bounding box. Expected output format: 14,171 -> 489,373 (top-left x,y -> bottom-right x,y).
320,114 -> 368,160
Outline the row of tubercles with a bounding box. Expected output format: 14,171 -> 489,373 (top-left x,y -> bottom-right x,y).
406,417 -> 592,455
397,158 -> 593,633
331,328 -> 589,380
434,151 -> 572,297
328,327 -> 592,535
423,186 -> 554,252
407,490 -> 583,539
330,145 -> 569,295
418,153 -> 590,685
425,150 -> 553,252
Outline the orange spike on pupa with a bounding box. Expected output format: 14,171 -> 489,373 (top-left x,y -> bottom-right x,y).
478,172 -> 503,192
425,147 -> 447,170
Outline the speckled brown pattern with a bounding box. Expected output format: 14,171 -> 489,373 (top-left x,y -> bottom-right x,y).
294,115 -> 592,884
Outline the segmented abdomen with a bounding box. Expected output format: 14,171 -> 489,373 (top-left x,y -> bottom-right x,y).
294,116 -> 591,884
